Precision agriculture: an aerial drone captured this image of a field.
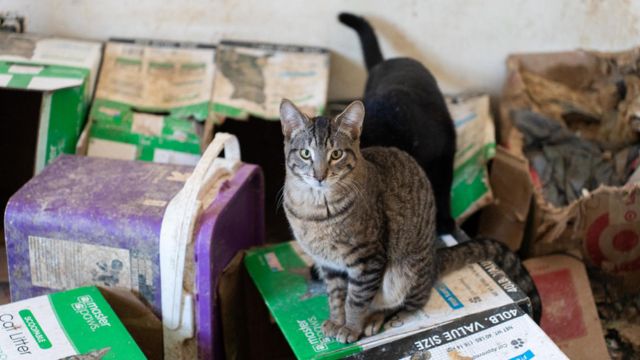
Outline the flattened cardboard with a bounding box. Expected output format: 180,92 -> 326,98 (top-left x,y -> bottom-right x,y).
244,241 -> 532,360
524,254 -> 609,360
346,304 -> 568,360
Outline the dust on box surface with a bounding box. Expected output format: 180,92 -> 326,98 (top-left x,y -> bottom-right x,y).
244,241 -> 533,360
4,155 -> 192,313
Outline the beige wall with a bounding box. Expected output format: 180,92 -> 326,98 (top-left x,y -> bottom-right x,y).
3,0 -> 639,99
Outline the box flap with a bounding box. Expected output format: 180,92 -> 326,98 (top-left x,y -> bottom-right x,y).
0,62 -> 86,91
0,33 -> 102,93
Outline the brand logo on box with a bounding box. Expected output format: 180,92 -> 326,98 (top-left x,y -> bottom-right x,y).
297,316 -> 329,352
72,295 -> 112,332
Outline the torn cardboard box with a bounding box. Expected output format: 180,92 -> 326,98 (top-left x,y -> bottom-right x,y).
524,254 -> 609,360
85,39 -> 216,165
244,241 -> 535,360
487,49 -> 640,285
212,40 -> 329,120
0,32 -> 101,212
0,286 -> 145,359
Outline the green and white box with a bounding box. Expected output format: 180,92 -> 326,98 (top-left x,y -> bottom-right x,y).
448,94 -> 496,221
86,39 -> 216,165
0,286 -> 145,359
0,33 -> 102,212
0,33 -> 102,172
245,241 -> 533,360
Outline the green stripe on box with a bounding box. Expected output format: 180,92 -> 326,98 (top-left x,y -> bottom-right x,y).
49,287 -> 146,359
116,58 -> 142,66
92,98 -> 210,122
212,103 -> 249,120
19,309 -> 52,349
149,61 -> 174,69
7,73 -> 33,88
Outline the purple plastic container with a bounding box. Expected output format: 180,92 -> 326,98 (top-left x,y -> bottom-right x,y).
4,155 -> 264,359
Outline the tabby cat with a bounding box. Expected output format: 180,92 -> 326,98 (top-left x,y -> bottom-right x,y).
280,99 -> 541,343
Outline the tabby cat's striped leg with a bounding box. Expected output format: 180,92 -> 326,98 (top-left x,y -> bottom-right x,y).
319,266 -> 348,338
334,253 -> 386,343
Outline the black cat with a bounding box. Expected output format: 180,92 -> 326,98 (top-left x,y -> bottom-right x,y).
339,13 -> 458,236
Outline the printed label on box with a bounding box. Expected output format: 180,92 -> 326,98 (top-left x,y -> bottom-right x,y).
0,287 -> 145,359
348,304 -> 568,360
28,236 -> 154,298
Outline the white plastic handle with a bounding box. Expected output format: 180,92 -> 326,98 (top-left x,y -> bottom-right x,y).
159,133 -> 241,357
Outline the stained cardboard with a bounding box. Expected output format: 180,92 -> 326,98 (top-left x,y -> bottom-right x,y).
524,254 -> 609,360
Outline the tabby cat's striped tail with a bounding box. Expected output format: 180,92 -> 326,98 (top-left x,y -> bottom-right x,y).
338,13 -> 384,71
437,237 -> 542,324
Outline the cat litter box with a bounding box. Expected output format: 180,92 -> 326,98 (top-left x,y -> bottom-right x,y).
4,133 -> 265,359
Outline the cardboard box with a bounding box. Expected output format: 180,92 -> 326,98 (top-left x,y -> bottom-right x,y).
0,33 -> 102,211
244,241 -> 534,360
524,254 -> 610,360
0,286 -> 145,359
486,49 -> 640,284
478,146 -> 533,251
4,149 -> 265,359
346,304 -> 567,360
212,40 -> 329,120
86,39 -> 217,165
448,94 -> 496,222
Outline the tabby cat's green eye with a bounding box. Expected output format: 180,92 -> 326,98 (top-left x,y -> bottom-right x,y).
300,149 -> 311,160
330,150 -> 343,160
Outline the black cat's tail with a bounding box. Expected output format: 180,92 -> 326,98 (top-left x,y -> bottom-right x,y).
338,12 -> 384,70
437,237 -> 542,324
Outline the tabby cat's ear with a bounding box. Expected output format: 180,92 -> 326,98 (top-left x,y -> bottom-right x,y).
280,99 -> 308,138
336,100 -> 365,139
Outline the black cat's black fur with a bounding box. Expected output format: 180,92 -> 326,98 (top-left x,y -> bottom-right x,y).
339,13 -> 457,235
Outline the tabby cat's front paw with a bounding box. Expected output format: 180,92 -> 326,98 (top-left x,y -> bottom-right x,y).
321,319 -> 343,338
322,320 -> 361,344
363,312 -> 385,337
